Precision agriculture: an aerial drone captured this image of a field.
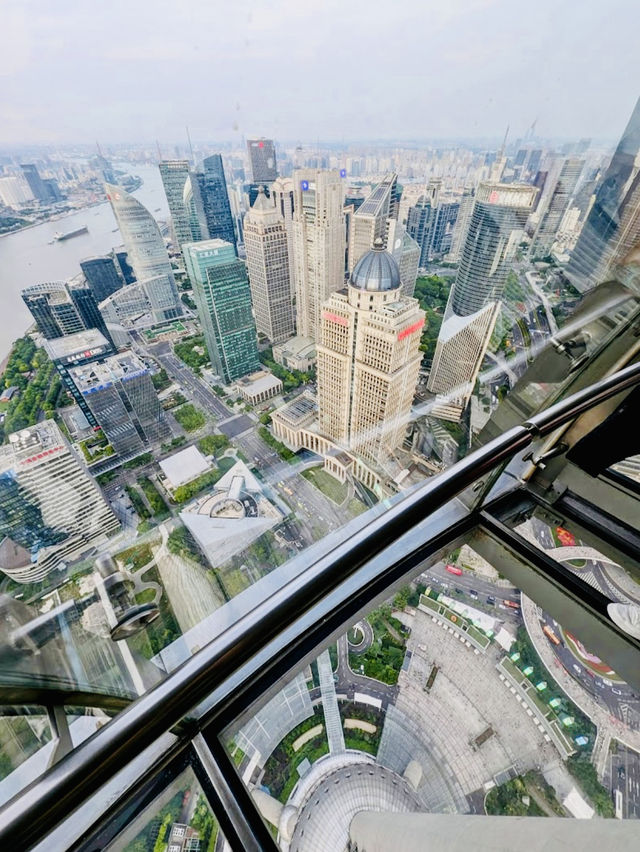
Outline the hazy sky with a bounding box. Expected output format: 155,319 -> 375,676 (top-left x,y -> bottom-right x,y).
2,0 -> 640,146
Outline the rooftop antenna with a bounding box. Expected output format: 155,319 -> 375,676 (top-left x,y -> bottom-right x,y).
186,125 -> 195,166
156,139 -> 163,161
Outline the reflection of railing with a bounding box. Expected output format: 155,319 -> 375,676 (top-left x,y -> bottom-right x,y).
2,362 -> 640,849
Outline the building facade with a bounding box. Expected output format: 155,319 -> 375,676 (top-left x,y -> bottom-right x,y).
247,138 -> 277,183
347,173 -> 400,273
530,157 -> 583,258
183,240 -> 260,383
22,280 -> 112,345
159,159 -> 193,250
291,169 -> 346,340
316,242 -> 424,465
69,351 -> 170,457
43,329 -> 115,426
428,182 -> 537,420
0,420 -> 119,583
105,183 -> 181,320
80,255 -> 125,303
243,187 -> 295,343
20,163 -> 50,203
566,97 -> 640,291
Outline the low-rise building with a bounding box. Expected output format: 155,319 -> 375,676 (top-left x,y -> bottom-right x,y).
235,370 -> 282,405
272,335 -> 316,373
159,446 -> 211,490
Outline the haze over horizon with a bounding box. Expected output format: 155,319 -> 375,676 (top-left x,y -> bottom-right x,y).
2,0 -> 640,147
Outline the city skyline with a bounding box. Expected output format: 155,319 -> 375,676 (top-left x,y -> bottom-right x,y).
2,1 -> 640,146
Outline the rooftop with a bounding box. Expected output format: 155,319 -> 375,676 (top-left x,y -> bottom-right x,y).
69,351 -> 148,392
350,241 -> 401,292
43,329 -> 111,361
159,445 -> 211,489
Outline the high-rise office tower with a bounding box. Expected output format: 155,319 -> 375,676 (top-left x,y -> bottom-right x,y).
199,155 -> 237,250
391,227 -> 421,298
22,280 -> 112,344
80,255 -> 125,303
243,188 -> 295,344
317,241 -> 424,465
69,351 -> 170,457
247,138 -> 277,183
183,240 -> 260,383
0,175 -> 34,207
105,183 -> 181,319
20,163 -> 50,203
0,420 -> 119,583
566,97 -> 640,292
271,177 -> 296,292
291,169 -> 346,340
446,188 -> 475,264
428,183 -> 537,421
159,160 -> 193,249
43,329 -> 115,426
406,180 -> 442,267
530,158 -> 583,258
182,156 -> 237,252
348,174 -> 401,273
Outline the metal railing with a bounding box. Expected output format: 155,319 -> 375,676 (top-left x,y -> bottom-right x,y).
2,361 -> 640,850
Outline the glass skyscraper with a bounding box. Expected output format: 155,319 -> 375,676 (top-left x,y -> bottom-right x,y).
21,279 -> 112,345
105,183 -> 181,320
566,97 -> 640,292
183,240 -> 260,383
247,138 -> 277,183
80,255 -> 126,303
159,159 -> 193,249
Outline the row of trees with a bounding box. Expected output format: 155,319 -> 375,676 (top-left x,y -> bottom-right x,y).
259,347 -> 313,392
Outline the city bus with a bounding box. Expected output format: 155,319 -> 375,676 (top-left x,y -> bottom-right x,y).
445,564 -> 463,576
543,624 -> 561,646
503,599 -> 520,610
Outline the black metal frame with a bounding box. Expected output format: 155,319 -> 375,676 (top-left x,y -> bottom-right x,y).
2,362 -> 640,851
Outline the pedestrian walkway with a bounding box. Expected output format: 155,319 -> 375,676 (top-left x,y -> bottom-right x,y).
317,649 -> 345,754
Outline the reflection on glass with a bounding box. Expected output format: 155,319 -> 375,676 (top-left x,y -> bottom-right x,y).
105,766 -> 220,852
221,537 -> 639,848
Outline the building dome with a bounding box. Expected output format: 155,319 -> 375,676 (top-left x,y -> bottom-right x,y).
350,238 -> 401,292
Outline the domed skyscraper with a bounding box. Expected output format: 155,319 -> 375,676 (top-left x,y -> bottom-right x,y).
312,239 -> 425,467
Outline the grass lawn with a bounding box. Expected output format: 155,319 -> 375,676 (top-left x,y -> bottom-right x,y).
173,403 -> 206,432
302,467 -> 348,504
348,498 -> 368,517
115,542 -> 154,572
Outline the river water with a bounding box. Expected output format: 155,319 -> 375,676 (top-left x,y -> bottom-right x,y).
0,163 -> 169,360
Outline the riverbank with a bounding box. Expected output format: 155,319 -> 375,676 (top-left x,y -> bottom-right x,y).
0,176 -> 143,240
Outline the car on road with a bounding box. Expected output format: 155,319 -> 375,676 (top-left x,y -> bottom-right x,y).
455,587 -> 463,595
469,589 -> 478,599
487,595 -> 496,605
618,766 -> 626,780
612,687 -> 623,696
572,664 -> 582,674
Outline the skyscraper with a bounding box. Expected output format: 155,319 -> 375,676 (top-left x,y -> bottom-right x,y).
247,138 -> 277,183
0,420 -> 119,583
407,180 -> 441,267
198,155 -> 237,250
271,177 -> 296,290
183,240 -> 260,383
530,157 -> 583,258
69,351 -> 171,457
243,187 -> 295,344
20,163 -> 50,203
43,329 -> 115,426
22,280 -> 112,345
566,97 -> 640,292
159,160 -> 193,249
80,255 -> 125,303
291,169 -> 345,340
428,183 -> 537,420
348,174 -> 401,273
446,188 -> 474,264
316,241 -> 425,465
105,183 -> 181,320
181,156 -> 237,252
